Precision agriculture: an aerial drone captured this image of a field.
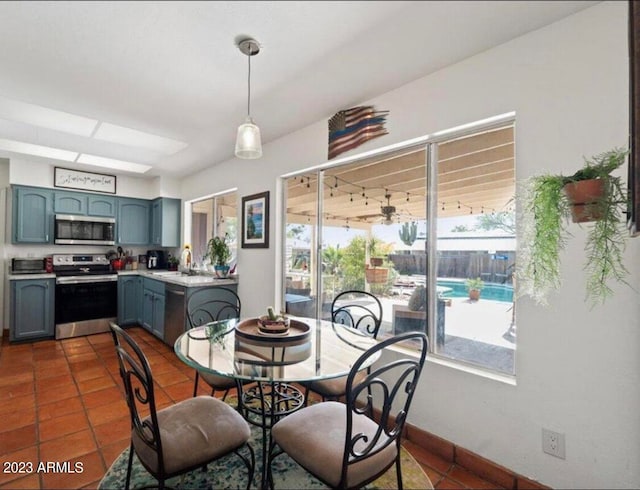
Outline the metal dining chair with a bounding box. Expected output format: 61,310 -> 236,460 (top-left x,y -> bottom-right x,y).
305,290 -> 383,402
268,331 -> 429,489
109,323 -> 255,490
186,287 -> 243,399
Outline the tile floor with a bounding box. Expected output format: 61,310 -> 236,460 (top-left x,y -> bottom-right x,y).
1,327 -> 532,489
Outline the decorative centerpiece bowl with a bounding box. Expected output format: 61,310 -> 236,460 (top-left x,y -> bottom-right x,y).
257,307 -> 290,334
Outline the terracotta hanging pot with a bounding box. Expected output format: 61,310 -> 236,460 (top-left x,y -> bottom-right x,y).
365,266 -> 388,283
563,178 -> 605,223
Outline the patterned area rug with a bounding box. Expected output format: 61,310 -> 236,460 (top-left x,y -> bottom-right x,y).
99,424 -> 432,489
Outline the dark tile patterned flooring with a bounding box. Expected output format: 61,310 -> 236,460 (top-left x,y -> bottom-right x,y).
0,327 -> 540,489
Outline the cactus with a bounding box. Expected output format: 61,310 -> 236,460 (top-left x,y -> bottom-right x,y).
399,221 -> 417,246
267,306 -> 277,321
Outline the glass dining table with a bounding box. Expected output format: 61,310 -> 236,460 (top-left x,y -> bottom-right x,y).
174,315 -> 379,488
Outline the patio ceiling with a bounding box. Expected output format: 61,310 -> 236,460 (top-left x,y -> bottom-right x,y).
286,124 -> 515,228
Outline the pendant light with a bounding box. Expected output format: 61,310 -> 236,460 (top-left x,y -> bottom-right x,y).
235,37 -> 262,159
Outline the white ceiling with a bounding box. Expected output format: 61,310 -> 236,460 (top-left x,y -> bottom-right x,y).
0,1 -> 597,178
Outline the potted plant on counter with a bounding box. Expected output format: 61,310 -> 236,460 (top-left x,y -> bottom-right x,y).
208,234 -> 232,278
518,147 -> 629,306
167,254 -> 179,271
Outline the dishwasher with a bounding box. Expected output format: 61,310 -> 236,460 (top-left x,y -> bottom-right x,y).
164,284 -> 187,346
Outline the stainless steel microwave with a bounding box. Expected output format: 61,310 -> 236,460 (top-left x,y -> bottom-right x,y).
54,214 -> 116,245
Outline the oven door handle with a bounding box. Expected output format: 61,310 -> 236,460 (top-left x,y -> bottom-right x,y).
55,275 -> 118,285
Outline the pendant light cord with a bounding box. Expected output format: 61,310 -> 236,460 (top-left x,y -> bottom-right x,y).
247,49 -> 251,117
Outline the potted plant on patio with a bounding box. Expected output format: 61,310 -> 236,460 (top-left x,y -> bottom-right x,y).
465,277 -> 484,301
208,234 -> 232,278
365,237 -> 389,284
518,147 -> 629,306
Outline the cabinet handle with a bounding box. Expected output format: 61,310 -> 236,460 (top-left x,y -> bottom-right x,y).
45,234 -> 49,241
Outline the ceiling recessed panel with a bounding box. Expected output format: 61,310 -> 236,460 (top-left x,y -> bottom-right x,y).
93,123 -> 188,155
77,154 -> 152,174
0,138 -> 78,161
0,95 -> 97,137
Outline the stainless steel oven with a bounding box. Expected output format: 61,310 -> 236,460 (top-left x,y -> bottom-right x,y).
53,254 -> 117,339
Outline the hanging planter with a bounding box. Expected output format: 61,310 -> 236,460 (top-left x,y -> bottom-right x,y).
365,265 -> 388,284
563,178 -> 606,223
518,147 -> 630,306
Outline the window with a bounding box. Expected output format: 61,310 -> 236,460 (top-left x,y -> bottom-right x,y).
431,122 -> 516,375
190,191 -> 237,270
282,116 -> 516,375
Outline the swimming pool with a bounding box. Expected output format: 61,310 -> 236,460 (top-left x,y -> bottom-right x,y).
437,279 -> 514,302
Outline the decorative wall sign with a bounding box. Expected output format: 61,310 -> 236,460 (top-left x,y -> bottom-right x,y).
328,105 -> 389,160
241,191 -> 269,248
54,167 -> 116,194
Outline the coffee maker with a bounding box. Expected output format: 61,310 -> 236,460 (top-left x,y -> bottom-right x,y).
146,250 -> 167,269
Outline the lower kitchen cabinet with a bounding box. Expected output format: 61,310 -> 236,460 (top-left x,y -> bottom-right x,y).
118,275 -> 143,325
10,278 -> 55,341
142,278 -> 165,339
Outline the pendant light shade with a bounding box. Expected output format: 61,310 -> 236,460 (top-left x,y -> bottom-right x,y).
235,116 -> 262,159
235,38 -> 262,159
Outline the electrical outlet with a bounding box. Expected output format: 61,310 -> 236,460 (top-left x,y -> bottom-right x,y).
542,428 -> 566,459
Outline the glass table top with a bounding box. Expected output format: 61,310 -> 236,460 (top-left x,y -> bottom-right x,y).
174,316 -> 379,383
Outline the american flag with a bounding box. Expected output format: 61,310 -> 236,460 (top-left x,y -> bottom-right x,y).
328,106 -> 389,159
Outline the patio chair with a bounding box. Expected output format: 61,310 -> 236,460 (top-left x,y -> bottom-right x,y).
268,331 -> 429,489
109,323 -> 255,490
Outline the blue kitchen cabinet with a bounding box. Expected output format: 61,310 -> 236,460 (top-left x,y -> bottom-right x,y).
88,195 -> 116,217
10,278 -> 55,341
118,275 -> 143,325
12,186 -> 54,243
117,198 -> 150,245
151,197 -> 181,247
142,278 -> 165,339
54,191 -> 116,217
54,191 -> 87,215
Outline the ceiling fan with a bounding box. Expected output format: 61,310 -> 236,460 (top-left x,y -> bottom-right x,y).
381,193 -> 396,225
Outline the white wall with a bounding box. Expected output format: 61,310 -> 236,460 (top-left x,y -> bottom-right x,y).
181,3 -> 639,488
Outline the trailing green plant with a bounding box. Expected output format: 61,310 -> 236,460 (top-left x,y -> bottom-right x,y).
398,221 -> 418,246
517,147 -> 630,306
517,174 -> 568,305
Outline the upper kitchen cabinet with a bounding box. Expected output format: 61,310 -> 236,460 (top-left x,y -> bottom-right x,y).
151,197 -> 181,247
87,195 -> 116,217
117,198 -> 150,245
54,191 -> 116,217
54,190 -> 87,215
12,185 -> 54,243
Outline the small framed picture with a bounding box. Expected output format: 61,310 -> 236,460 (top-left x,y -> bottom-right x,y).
241,191 -> 269,248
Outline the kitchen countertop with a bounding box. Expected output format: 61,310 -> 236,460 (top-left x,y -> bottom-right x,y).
118,269 -> 238,287
8,270 -> 237,288
8,273 -> 56,280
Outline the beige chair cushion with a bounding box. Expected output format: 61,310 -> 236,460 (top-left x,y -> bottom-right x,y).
199,370 -> 238,390
133,395 -> 250,476
272,401 -> 397,488
307,369 -> 367,398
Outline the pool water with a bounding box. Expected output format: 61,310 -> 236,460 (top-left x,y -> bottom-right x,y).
437,279 -> 514,303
